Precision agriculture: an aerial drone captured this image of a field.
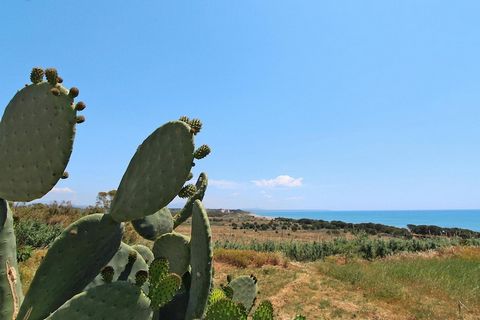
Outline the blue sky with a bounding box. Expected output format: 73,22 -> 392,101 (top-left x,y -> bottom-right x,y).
1,1 -> 480,210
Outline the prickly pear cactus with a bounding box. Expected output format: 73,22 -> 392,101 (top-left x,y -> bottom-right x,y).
228,275 -> 258,313
205,298 -> 248,320
85,242 -> 148,291
45,282 -> 153,320
173,172 -> 208,228
152,232 -> 191,276
0,68 -> 84,201
132,244 -> 155,265
0,200 -> 23,320
132,207 -> 174,240
109,121 -> 194,222
252,300 -> 274,320
185,199 -> 213,320
17,214 -> 123,320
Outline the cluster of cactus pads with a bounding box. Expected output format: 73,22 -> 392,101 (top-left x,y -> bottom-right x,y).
0,68 -> 305,320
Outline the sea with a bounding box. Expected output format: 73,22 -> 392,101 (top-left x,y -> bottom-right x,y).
249,209 -> 480,232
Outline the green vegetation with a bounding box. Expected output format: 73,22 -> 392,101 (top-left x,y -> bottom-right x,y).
316,247 -> 480,319
215,236 -> 480,261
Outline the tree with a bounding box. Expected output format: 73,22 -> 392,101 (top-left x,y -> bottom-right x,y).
96,190 -> 117,209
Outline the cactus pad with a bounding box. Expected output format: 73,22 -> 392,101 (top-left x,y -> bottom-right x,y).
132,244 -> 154,265
152,232 -> 190,275
85,242 -> 148,291
205,298 -> 248,320
17,214 -> 123,320
132,207 -> 173,240
0,200 -> 23,320
185,200 -> 213,320
252,300 -> 274,320
173,172 -> 208,228
228,275 -> 258,313
110,121 -> 194,222
45,282 -> 152,320
0,80 -> 80,201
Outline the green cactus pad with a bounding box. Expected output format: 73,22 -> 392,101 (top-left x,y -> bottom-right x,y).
45,282 -> 152,320
149,273 -> 182,310
227,275 -> 258,313
152,232 -> 190,275
205,298 -> 247,320
85,242 -> 148,291
185,200 -> 213,320
208,288 -> 227,307
110,121 -> 194,222
132,207 -> 174,240
17,214 -> 123,320
252,300 -> 274,320
0,200 -> 23,320
0,81 -> 79,201
173,172 -> 208,228
132,244 -> 155,265
155,271 -> 191,320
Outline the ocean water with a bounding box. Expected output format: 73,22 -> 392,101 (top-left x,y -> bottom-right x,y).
250,209 -> 480,232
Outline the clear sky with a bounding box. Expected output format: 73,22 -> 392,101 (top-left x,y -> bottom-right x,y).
1,1 -> 479,210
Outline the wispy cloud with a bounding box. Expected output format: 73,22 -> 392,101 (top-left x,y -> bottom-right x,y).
252,175 -> 303,188
209,179 -> 239,189
51,187 -> 75,194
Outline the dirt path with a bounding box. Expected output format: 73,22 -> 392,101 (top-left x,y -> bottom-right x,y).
268,262 -> 405,320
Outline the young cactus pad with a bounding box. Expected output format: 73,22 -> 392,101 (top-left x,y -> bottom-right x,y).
205,298 -> 247,320
0,200 -> 23,320
132,207 -> 174,241
0,71 -> 81,201
44,282 -> 152,320
17,214 -> 123,320
185,199 -> 213,320
109,121 -> 194,222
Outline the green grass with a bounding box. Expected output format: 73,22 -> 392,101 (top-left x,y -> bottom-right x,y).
316,247 -> 480,319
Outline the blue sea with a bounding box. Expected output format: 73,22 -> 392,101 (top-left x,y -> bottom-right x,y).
249,209 -> 480,232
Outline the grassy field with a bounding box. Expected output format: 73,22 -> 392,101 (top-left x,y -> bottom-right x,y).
13,203 -> 480,319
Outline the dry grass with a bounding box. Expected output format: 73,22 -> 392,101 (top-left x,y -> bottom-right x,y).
214,248 -> 287,268
19,249 -> 47,293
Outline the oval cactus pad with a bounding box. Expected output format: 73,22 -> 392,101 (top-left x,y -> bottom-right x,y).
110,121 -> 194,222
0,82 -> 77,201
186,200 -> 213,320
45,282 -> 152,320
17,214 -> 123,320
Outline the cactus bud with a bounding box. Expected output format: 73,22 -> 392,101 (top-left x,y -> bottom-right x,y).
75,101 -> 86,111
101,266 -> 114,283
179,116 -> 190,123
56,76 -> 63,83
61,172 -> 69,179
186,172 -> 193,181
178,184 -> 197,198
30,67 -> 44,84
45,68 -> 58,85
189,118 -> 202,135
193,144 -> 211,159
50,88 -> 60,96
69,87 -> 79,98
135,270 -> 149,286
76,116 -> 85,124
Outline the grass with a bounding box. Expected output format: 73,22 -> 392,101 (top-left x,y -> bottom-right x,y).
214,248 -> 286,268
316,247 -> 480,319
